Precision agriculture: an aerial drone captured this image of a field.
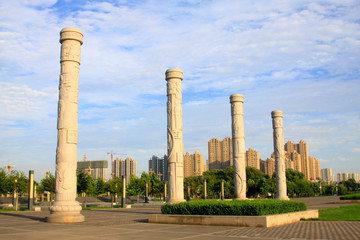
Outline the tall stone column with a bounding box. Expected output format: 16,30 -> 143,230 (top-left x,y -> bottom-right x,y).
230,94 -> 246,200
166,68 -> 184,203
271,110 -> 289,200
47,27 -> 85,223
28,170 -> 34,211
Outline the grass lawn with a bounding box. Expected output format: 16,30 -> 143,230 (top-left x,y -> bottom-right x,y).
0,209 -> 16,212
318,204 -> 360,221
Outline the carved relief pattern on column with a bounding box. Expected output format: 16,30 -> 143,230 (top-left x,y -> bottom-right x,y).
230,94 -> 246,199
272,110 -> 289,200
166,69 -> 184,203
47,27 -> 84,222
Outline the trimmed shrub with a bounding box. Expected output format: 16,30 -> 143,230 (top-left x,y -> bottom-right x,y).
340,194 -> 360,200
161,199 -> 306,216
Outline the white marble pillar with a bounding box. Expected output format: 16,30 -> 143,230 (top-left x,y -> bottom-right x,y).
271,110 -> 289,200
47,27 -> 85,223
230,94 -> 247,200
166,68 -> 185,203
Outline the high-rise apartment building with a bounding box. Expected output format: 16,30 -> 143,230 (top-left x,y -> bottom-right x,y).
309,156 -> 321,180
208,138 -> 223,170
290,152 -> 302,173
283,140 -> 313,180
221,137 -> 233,169
337,172 -> 360,182
284,141 -> 296,154
194,151 -> 205,176
183,151 -> 205,178
337,172 -> 349,182
264,157 -> 275,177
113,157 -> 136,184
260,159 -> 266,173
183,152 -> 194,178
297,140 -> 310,180
285,156 -> 294,170
321,168 -> 334,183
148,155 -> 167,182
246,148 -> 260,170
77,160 -> 108,181
350,173 -> 360,183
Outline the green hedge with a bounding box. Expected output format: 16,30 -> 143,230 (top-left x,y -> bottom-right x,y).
161,199 -> 306,216
340,194 -> 360,200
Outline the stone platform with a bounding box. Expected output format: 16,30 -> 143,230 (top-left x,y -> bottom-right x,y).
149,210 -> 318,228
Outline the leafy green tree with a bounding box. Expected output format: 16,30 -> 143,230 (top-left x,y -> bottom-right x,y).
146,172 -> 164,199
203,169 -> 227,198
246,167 -> 269,198
343,179 -> 357,192
38,173 -> 55,195
337,184 -> 348,195
95,177 -> 106,196
324,183 -> 336,195
184,175 -> 203,199
104,177 -> 122,206
7,170 -> 28,196
139,172 -> 150,197
77,170 -> 95,207
127,174 -> 142,196
0,168 -> 8,195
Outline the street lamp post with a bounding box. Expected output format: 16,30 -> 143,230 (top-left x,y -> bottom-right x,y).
13,179 -> 18,211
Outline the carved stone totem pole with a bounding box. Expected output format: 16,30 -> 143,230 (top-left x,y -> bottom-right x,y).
166,68 -> 184,203
230,94 -> 247,200
47,27 -> 85,223
271,110 -> 289,200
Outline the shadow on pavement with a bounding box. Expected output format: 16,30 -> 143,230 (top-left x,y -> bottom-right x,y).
0,212 -> 46,222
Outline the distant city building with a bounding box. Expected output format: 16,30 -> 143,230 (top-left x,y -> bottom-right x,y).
208,138 -> 223,170
337,172 -> 350,182
297,140 -> 310,180
283,140 -> 318,180
260,159 -> 266,173
290,152 -> 302,173
113,157 -> 136,184
221,137 -> 233,169
350,173 -> 360,183
309,156 -> 321,180
321,168 -> 334,183
148,155 -> 167,182
337,172 -> 360,182
77,160 -> 108,181
246,148 -> 260,170
183,151 -> 205,178
183,152 -> 194,178
264,157 -> 275,177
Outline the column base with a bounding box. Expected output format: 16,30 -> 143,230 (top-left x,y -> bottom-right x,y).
276,196 -> 290,201
46,201 -> 84,223
167,198 -> 186,203
233,197 -> 247,200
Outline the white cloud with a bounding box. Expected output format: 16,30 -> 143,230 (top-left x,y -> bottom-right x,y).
0,0 -> 359,179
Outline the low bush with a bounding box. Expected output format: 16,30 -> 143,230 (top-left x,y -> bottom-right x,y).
340,194 -> 360,200
161,199 -> 306,216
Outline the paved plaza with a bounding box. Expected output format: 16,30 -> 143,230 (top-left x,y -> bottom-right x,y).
0,196 -> 359,240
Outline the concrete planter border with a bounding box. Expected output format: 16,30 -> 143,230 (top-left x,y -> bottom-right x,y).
149,209 -> 318,228
335,200 -> 360,204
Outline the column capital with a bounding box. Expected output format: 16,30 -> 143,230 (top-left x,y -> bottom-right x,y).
230,94 -> 244,103
165,68 -> 183,81
60,27 -> 83,45
271,110 -> 283,118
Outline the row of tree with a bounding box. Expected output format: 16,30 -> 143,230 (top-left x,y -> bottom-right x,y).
1,167 -> 359,200
185,167 -> 360,199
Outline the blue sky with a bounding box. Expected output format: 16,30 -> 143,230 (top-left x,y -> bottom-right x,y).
0,0 -> 359,181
